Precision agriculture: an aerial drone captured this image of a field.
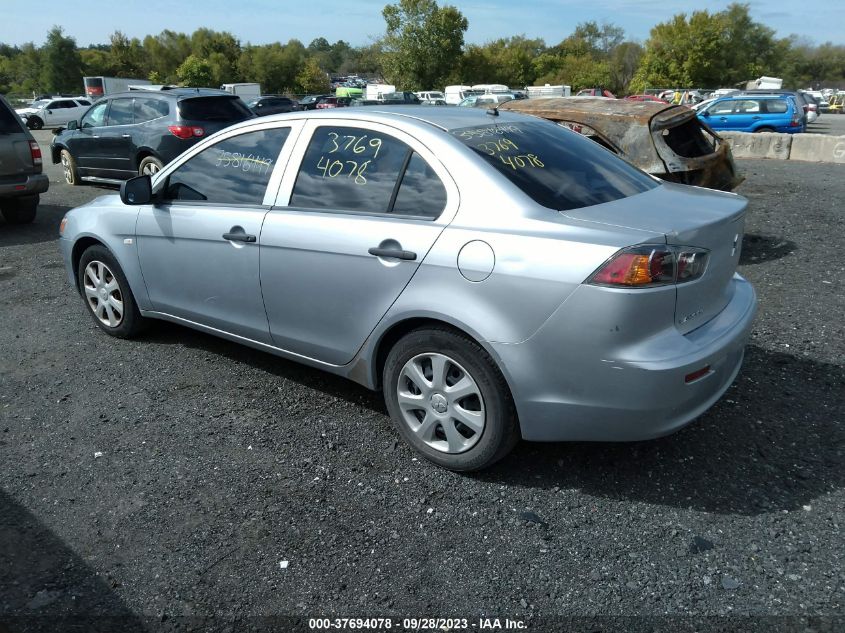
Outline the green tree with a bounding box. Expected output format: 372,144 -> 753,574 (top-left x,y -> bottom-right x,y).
380,0 -> 468,90
108,31 -> 146,77
630,3 -> 782,91
459,36 -> 544,87
296,57 -> 330,93
40,26 -> 82,93
142,30 -> 192,83
176,54 -> 214,87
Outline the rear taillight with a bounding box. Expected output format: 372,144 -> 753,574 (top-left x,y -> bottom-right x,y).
790,119 -> 800,127
29,140 -> 42,166
588,245 -> 710,288
168,125 -> 205,139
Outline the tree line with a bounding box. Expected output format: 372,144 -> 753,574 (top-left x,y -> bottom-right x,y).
1,0 -> 842,97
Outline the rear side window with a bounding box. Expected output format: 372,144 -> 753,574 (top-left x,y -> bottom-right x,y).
392,153 -> 447,218
107,98 -> 134,125
452,121 -> 657,212
290,126 -> 446,218
0,100 -> 23,133
763,99 -> 788,114
134,98 -> 169,123
178,97 -> 252,122
164,127 -> 290,205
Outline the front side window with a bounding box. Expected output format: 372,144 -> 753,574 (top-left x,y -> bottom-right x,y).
81,102 -> 108,128
453,120 -> 657,212
107,98 -> 134,126
290,126 -> 423,215
164,127 -> 290,205
708,100 -> 735,115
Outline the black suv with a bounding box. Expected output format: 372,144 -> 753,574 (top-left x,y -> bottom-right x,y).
0,95 -> 48,224
50,88 -> 254,185
247,96 -> 300,116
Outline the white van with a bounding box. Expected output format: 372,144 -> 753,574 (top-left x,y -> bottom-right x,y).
444,85 -> 482,105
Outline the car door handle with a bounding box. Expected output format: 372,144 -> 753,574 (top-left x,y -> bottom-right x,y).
223,232 -> 256,243
121,134 -> 131,138
368,247 -> 416,260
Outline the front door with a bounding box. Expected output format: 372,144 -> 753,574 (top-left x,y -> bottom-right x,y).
260,121 -> 457,365
71,101 -> 110,173
136,125 -> 295,343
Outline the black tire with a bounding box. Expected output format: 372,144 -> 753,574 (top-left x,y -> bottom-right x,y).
27,116 -> 43,130
754,127 -> 775,133
77,245 -> 146,339
138,156 -> 164,177
60,149 -> 80,186
383,327 -> 519,471
0,196 -> 38,224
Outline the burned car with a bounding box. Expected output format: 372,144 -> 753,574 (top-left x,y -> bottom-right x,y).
500,97 -> 742,191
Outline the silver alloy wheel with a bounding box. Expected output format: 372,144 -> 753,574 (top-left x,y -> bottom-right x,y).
83,261 -> 124,327
61,152 -> 73,183
141,161 -> 160,175
397,352 -> 486,453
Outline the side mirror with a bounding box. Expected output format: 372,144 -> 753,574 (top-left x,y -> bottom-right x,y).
701,111 -> 710,117
46,109 -> 52,115
120,175 -> 152,205
67,120 -> 78,130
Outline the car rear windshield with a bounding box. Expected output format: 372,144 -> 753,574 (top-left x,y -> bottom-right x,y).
0,101 -> 23,133
452,120 -> 657,211
178,96 -> 252,122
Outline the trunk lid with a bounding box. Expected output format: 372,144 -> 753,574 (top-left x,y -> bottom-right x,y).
563,182 -> 747,334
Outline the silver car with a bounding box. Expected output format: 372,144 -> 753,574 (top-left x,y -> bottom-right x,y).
58,107 -> 757,471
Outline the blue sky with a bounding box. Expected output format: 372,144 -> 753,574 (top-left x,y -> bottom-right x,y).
1,0 -> 842,48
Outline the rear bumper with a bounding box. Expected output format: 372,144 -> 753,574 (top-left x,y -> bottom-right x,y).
493,274 -> 757,442
0,173 -> 49,198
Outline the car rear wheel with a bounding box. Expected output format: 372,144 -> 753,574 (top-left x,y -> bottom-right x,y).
0,195 -> 38,224
754,127 -> 775,133
61,149 -> 80,186
78,245 -> 146,339
383,327 -> 519,471
27,116 -> 43,130
139,156 -> 164,176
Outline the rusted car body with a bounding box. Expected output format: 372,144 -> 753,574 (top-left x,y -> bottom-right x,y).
500,97 -> 743,191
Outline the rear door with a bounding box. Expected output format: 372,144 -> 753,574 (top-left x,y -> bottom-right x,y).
260,120 -> 458,365
729,99 -> 764,132
136,122 -> 299,342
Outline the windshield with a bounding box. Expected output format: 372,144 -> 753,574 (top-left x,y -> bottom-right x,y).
452,120 -> 658,212
29,100 -> 49,109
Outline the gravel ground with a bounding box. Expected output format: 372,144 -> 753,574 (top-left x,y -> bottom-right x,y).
0,154 -> 843,633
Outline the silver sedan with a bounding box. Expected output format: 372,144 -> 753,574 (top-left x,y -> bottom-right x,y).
59,106 -> 756,471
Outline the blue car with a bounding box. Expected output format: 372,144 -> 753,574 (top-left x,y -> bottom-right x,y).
697,95 -> 805,133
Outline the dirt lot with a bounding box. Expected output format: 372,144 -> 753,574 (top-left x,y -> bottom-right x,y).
0,142 -> 843,632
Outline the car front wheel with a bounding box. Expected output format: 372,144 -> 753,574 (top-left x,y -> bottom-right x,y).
61,149 -> 80,186
77,245 -> 146,339
383,327 -> 519,471
27,116 -> 43,130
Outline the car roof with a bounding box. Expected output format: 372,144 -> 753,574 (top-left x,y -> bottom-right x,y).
104,88 -> 234,100
229,105 -> 534,133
